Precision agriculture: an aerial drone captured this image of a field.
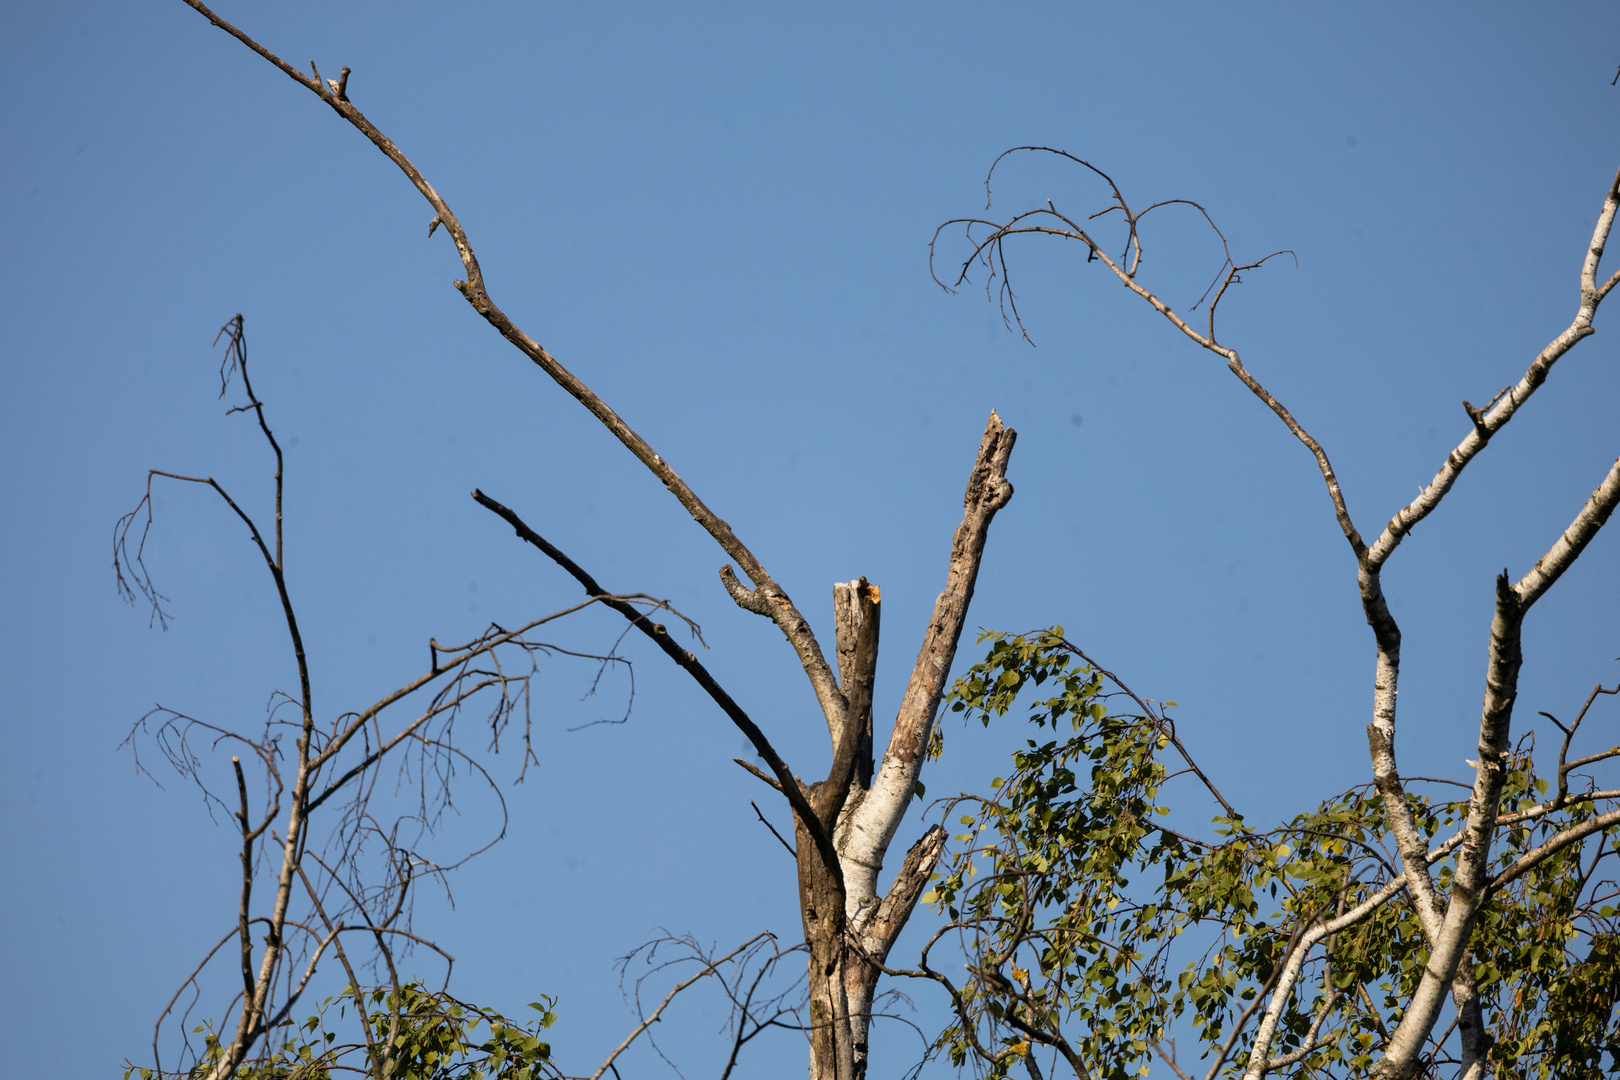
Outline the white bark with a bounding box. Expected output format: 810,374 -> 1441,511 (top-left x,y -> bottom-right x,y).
1373,450 -> 1620,1080
839,413 -> 1015,919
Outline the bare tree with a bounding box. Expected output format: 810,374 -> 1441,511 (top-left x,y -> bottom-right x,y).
120,316 -> 832,1080
159,6 -> 1023,1079
118,315 -> 589,1079
912,147 -> 1620,1079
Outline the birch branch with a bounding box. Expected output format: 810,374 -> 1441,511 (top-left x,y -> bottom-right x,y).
1262,989 -> 1342,1071
1243,876 -> 1410,1079
1515,454 -> 1620,607
1367,164 -> 1620,570
850,824 -> 947,956
843,825 -> 947,1078
1489,804 -> 1620,895
1372,452 -> 1620,1080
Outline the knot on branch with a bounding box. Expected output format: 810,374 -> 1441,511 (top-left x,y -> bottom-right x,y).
1365,724 -> 1403,798
719,565 -> 774,616
982,476 -> 1013,513
1495,567 -> 1524,614
325,65 -> 351,102
1462,386 -> 1510,437
963,412 -> 1017,515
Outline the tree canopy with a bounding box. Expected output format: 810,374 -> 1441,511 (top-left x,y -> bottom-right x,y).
3,5 -> 1618,1078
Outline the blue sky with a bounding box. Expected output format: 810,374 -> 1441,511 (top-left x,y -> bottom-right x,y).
3,3 -> 1619,1076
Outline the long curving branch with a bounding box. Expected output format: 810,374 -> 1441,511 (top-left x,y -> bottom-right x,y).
471,489 -> 843,883
177,0 -> 849,739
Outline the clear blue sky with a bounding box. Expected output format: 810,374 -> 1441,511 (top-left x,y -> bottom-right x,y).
3,3 -> 1618,1076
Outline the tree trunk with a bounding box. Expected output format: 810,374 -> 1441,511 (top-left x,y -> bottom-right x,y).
803,414 -> 1015,1080
797,803 -> 855,1080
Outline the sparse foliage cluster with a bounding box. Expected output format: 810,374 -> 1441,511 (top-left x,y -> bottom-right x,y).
126,983 -> 558,1080
917,630 -> 1620,1080
909,141 -> 1620,1079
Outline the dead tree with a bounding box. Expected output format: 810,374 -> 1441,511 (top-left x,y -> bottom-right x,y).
927,146 -> 1620,1080
119,317 -> 820,1080
171,5 -> 1020,1078
118,316 -> 587,1079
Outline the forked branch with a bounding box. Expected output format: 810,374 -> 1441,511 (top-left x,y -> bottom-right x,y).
933,150 -> 1360,558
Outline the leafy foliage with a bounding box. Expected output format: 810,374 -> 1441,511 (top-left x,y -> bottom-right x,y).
918,629 -> 1620,1080
124,983 -> 558,1080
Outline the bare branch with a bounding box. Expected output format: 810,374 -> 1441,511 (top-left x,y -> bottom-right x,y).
833,577 -> 881,791
733,756 -> 784,793
177,0 -> 851,737
935,156 -> 1364,559
585,933 -> 777,1080
1515,454 -> 1620,607
750,800 -> 797,858
1549,682 -> 1620,808
1366,166 -> 1620,571
471,488 -> 842,886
